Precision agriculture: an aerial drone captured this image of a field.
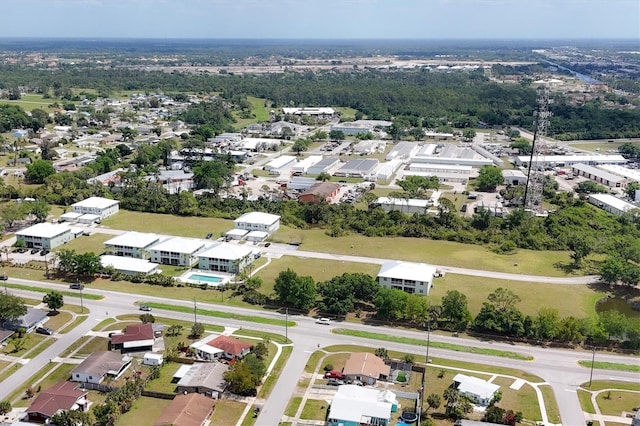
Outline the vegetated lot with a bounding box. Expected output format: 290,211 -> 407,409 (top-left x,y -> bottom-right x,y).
300,399 -> 329,420
430,274 -> 603,318
259,345 -> 293,398
42,311 -> 72,331
2,333 -> 48,357
595,390 -> 640,416
11,362 -> 77,407
491,377 -> 541,421
208,400 -> 246,425
100,210 -> 233,238
59,315 -> 88,334
285,396 -> 303,417
582,380 -> 640,392
114,396 -> 171,426
54,233 -> 112,255
144,362 -> 183,394
577,389 -> 596,413
568,140 -> 640,152
59,336 -> 109,358
233,96 -> 271,127
539,385 -> 562,425
272,226 -> 575,277
255,257 -> 380,294
0,94 -> 57,112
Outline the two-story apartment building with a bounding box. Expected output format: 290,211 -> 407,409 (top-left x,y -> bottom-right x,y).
377,260 -> 437,295
104,231 -> 162,259
197,243 -> 255,274
150,237 -> 207,266
233,212 -> 281,236
16,223 -> 74,249
71,196 -> 119,220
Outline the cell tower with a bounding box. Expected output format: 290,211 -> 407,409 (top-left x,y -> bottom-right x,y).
523,87 -> 552,213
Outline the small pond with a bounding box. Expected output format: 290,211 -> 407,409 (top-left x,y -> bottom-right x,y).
595,297 -> 640,318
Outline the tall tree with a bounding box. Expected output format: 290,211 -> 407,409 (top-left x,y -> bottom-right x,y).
43,290 -> 64,313
0,293 -> 27,323
440,290 -> 472,330
274,269 -> 316,310
25,159 -> 56,184
476,165 -> 503,192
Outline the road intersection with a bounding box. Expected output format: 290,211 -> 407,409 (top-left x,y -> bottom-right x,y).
1,277 -> 638,426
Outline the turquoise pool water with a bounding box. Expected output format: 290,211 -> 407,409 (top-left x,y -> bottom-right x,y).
188,274 -> 222,283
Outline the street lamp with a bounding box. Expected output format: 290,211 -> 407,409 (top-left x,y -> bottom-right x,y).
588,346 -> 596,388
285,308 -> 289,343
77,279 -> 84,313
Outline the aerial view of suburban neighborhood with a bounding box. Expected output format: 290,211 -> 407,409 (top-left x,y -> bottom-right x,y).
0,2 -> 639,426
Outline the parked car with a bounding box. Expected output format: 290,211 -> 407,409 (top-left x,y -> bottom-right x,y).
0,274 -> 7,281
316,317 -> 331,325
239,388 -> 257,397
36,326 -> 53,336
69,283 -> 84,290
347,379 -> 365,386
324,370 -> 344,379
39,249 -> 49,256
205,233 -> 213,239
139,305 -> 152,311
30,248 -> 40,254
264,242 -> 271,247
327,379 -> 345,386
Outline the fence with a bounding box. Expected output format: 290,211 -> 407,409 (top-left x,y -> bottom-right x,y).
141,390 -> 175,400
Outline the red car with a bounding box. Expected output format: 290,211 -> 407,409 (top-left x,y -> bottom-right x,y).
324,370 -> 344,379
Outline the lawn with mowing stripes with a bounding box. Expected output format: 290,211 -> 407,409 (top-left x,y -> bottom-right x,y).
578,360 -> 640,373
142,302 -> 296,327
332,329 -> 533,360
5,283 -> 103,300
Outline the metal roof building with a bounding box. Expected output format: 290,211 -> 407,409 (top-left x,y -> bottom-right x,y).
571,163 -> 626,187
333,159 -> 379,177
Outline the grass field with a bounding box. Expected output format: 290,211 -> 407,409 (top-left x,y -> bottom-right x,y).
430,274 -> 604,318
285,397 -> 302,417
42,311 -> 73,331
259,345 -> 293,398
568,140 -> 640,153
271,226 -> 576,277
578,389 -> 596,413
582,381 -> 640,392
492,377 -> 541,421
59,315 -> 88,333
332,329 -> 532,360
334,107 -> 360,122
2,333 -> 48,357
539,385 -> 562,425
578,360 -> 640,373
596,390 -> 640,416
300,399 -> 329,420
59,336 -> 109,357
101,210 -> 234,238
0,94 -> 58,112
54,233 -> 112,255
115,396 -> 172,426
5,282 -> 103,300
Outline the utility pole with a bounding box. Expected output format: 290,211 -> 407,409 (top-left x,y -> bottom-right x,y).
588,346 -> 596,388
193,297 -> 197,324
285,308 -> 289,342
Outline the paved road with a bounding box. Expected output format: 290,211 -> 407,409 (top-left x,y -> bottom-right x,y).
2,279 -> 639,426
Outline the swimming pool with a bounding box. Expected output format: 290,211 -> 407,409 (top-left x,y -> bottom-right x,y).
188,274 -> 222,283
179,270 -> 230,287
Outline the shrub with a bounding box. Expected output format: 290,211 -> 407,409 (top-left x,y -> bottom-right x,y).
323,364 -> 333,372
397,372 -> 407,383
243,290 -> 267,305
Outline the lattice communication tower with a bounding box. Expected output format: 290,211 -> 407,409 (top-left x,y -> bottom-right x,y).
523,87 -> 552,212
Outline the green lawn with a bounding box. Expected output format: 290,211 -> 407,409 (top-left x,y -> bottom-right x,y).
271,226 -> 576,277
115,396 -> 172,426
332,329 -> 533,360
300,399 -> 329,420
5,282 -> 103,300
259,345 -> 293,398
101,210 -> 233,238
54,233 -> 112,255
539,385 -> 562,425
59,315 -> 88,333
596,390 -> 640,416
284,397 -> 302,417
209,400 -> 246,425
59,336 -> 109,357
42,311 -> 73,331
304,350 -> 324,373
582,381 -> 640,392
145,362 -> 181,394
578,360 -> 640,373
2,333 -> 48,357
0,94 -> 57,112
578,389 -> 596,414
334,107 -> 360,121
492,377 -> 541,421
430,274 -> 604,318
568,140 -> 640,153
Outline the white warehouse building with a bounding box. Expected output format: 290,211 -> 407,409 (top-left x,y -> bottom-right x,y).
588,193 -> 638,217
264,155 -> 297,174
292,155 -> 322,174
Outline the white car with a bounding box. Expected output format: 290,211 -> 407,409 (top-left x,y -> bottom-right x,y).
316,317 -> 331,325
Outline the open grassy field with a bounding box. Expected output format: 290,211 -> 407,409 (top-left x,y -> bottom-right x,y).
285,397 -> 302,417
59,315 -> 88,333
272,226 -> 575,277
430,274 -> 604,318
2,333 -> 48,357
259,345 -> 293,398
334,107 -> 360,122
492,377 -> 541,421
300,399 -> 329,420
115,396 -> 172,426
596,390 -> 640,416
59,336 -> 109,357
255,257 -> 380,295
42,311 -> 73,331
101,210 -> 234,238
568,140 -> 640,153
0,94 -> 57,112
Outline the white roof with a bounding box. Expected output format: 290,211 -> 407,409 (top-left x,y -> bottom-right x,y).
198,243 -> 253,260
78,213 -> 101,221
16,222 -> 71,239
572,163 -> 626,183
589,193 -> 638,213
225,228 -> 249,237
71,196 -> 119,209
377,197 -> 431,208
292,155 -> 322,171
517,154 -> 626,164
173,364 -> 192,379
144,353 -> 163,360
377,260 -> 437,282
100,255 -> 159,274
190,339 -> 224,355
150,237 -> 206,254
502,169 -> 527,178
60,212 -> 83,219
410,163 -> 473,172
453,373 -> 500,400
105,231 -> 161,249
329,385 -> 395,424
599,164 -> 640,182
234,212 -> 281,226
246,230 -> 269,238
265,155 -> 297,170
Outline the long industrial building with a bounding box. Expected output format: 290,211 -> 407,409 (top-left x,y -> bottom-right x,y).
515,154 -> 626,168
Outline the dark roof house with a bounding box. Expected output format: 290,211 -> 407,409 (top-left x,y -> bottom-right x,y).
110,323 -> 156,352
26,381 -> 88,423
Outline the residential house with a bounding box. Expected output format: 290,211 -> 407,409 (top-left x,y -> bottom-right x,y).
176,362 -> 229,398
150,237 -> 207,267
197,243 -> 255,274
233,212 -> 281,235
104,231 -> 162,259
298,182 -> 341,203
327,385 -> 397,426
342,352 -> 390,386
452,373 -> 500,406
153,393 -> 215,426
100,255 -> 160,276
71,196 -> 120,220
71,351 -> 132,384
25,381 -> 88,424
190,335 -> 253,361
3,308 -> 48,333
377,260 -> 437,295
110,323 -> 157,352
15,223 -> 73,249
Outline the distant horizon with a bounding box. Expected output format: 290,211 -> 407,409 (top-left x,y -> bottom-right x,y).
4,0 -> 638,40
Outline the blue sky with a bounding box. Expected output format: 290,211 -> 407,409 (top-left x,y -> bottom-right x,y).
3,0 -> 639,39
